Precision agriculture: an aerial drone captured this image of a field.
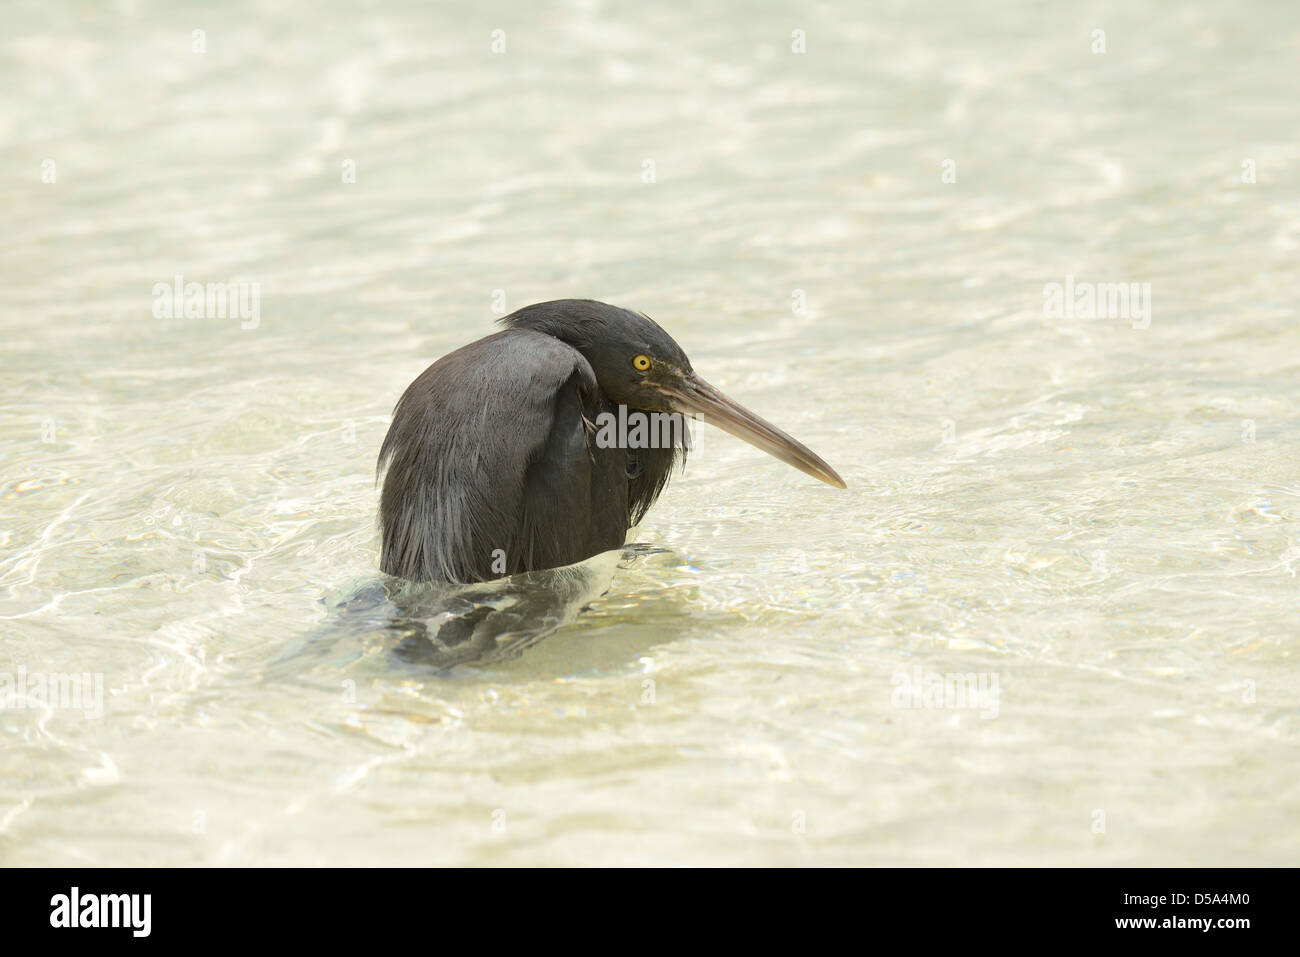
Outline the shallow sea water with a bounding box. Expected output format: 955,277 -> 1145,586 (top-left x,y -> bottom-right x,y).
2,0 -> 1299,865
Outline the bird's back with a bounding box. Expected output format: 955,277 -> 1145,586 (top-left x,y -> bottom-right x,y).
377,329 -> 630,583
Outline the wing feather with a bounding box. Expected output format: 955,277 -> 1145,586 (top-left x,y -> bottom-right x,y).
377,329 -> 626,582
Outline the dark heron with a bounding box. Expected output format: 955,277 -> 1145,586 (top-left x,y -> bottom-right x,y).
377,299 -> 846,584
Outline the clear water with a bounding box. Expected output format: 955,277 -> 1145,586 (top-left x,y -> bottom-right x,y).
2,0 -> 1298,865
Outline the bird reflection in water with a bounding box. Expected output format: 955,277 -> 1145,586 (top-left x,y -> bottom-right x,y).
272,549 -> 627,677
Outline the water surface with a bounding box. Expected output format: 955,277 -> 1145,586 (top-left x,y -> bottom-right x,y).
2,0 -> 1298,865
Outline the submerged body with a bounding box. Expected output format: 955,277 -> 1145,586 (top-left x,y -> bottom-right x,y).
378,300 -> 844,583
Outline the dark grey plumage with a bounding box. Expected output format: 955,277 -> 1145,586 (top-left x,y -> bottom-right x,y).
377,299 -> 845,585
378,302 -> 683,583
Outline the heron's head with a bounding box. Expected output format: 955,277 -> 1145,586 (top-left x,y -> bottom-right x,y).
502,299 -> 847,489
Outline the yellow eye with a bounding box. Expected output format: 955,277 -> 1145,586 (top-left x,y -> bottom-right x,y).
632,354 -> 652,372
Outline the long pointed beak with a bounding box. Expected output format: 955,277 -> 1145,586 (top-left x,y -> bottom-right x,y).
660,373 -> 848,489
